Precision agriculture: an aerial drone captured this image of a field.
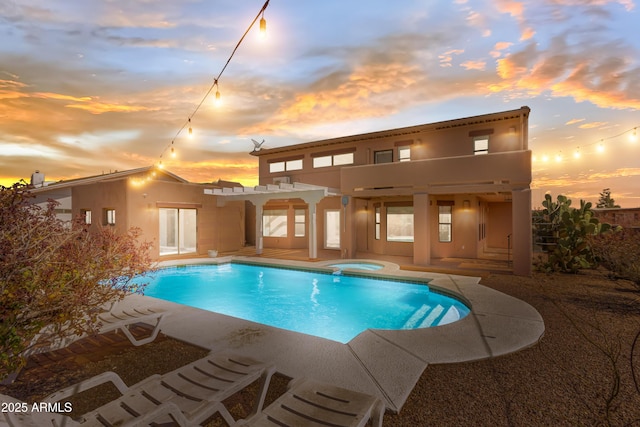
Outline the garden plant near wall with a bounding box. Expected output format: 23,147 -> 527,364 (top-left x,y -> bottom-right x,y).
0,183 -> 154,381
534,194 -> 614,273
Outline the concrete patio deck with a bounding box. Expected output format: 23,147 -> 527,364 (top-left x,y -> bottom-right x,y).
119,256 -> 544,413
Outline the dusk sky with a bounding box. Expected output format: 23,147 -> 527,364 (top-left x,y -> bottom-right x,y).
1,0 -> 638,207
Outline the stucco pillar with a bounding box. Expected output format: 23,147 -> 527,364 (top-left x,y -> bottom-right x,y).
255,202 -> 264,255
413,193 -> 431,266
308,203 -> 317,259
511,188 -> 532,276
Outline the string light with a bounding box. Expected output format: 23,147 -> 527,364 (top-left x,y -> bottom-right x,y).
259,9 -> 267,39
154,0 -> 271,170
534,125 -> 639,166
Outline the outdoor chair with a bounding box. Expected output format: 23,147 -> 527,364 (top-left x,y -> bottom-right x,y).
1,390 -> 190,427
42,351 -> 275,426
2,304 -> 169,386
236,377 -> 385,427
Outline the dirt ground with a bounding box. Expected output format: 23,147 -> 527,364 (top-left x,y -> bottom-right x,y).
2,268 -> 639,426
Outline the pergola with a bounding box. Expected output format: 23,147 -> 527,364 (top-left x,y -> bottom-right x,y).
205,182 -> 339,259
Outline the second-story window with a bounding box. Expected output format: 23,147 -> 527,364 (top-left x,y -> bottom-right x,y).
374,149 -> 393,164
474,137 -> 489,155
269,157 -> 303,173
398,146 -> 411,162
312,152 -> 354,168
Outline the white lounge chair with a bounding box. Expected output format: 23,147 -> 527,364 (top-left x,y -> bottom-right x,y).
2,383 -> 191,427
43,351 -> 275,426
237,377 -> 385,427
1,305 -> 168,386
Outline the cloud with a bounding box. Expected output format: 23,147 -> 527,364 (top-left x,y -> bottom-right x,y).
461,60 -> 486,71
439,49 -> 464,67
565,118 -> 585,125
578,121 -> 608,129
489,34 -> 640,110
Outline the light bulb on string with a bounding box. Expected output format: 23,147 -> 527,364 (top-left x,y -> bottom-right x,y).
630,128 -> 637,143
171,146 -> 176,158
259,11 -> 267,39
214,82 -> 222,107
573,147 -> 581,159
188,118 -> 193,138
555,152 -> 562,163
597,140 -> 605,153
542,154 -> 549,163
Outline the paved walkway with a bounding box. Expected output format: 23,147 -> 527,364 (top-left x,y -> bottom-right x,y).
117,256 -> 544,413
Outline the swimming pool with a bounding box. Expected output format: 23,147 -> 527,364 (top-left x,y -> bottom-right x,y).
142,263 -> 470,343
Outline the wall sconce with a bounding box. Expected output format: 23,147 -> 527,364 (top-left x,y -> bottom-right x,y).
463,200 -> 470,209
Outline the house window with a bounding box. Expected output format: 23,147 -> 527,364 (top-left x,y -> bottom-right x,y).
324,210 -> 341,249
474,137 -> 489,155
263,209 -> 287,237
386,205 -> 414,242
374,206 -> 381,240
313,156 -> 332,168
286,159 -> 303,171
269,162 -> 285,173
374,150 -> 393,164
333,152 -> 354,166
159,208 -> 197,255
104,209 -> 116,225
81,209 -> 92,225
294,209 -> 306,237
438,205 -> 452,242
270,158 -> 303,173
312,152 -> 354,168
398,146 -> 411,162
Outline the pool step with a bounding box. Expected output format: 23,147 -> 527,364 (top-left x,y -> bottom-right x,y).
402,304 -> 430,329
418,305 -> 444,328
402,303 -> 460,329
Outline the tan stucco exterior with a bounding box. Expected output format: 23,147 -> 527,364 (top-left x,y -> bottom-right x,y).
251,106 -> 533,275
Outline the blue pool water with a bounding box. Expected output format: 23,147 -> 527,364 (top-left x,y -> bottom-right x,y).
141,263 -> 470,343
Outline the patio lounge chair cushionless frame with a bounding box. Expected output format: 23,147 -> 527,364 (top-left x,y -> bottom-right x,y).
237,377 -> 385,427
43,351 -> 275,427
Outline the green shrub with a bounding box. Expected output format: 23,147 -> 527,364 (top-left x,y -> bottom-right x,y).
534,194 -> 613,273
590,229 -> 640,286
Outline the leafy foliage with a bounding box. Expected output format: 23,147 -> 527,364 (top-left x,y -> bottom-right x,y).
0,182 -> 153,379
590,229 -> 640,287
597,188 -> 621,209
534,194 -> 613,273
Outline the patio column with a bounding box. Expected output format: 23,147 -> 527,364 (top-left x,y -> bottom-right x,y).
511,188 -> 532,276
308,203 -> 317,259
413,192 -> 431,266
255,202 -> 264,255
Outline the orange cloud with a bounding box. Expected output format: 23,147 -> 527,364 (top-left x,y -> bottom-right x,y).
565,118 -> 585,125
578,121 -> 608,129
245,62 -> 422,135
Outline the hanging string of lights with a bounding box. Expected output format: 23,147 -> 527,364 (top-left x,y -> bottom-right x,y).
533,125 -> 638,164
156,0 -> 270,169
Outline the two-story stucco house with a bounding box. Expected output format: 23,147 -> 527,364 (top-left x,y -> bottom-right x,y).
214,106 -> 532,275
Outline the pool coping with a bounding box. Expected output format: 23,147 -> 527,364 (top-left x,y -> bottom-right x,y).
120,256 -> 544,413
